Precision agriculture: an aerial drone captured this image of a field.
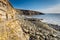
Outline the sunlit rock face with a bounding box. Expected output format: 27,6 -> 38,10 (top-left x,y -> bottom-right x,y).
0,0 -> 16,22
0,0 -> 7,21
0,0 -> 28,40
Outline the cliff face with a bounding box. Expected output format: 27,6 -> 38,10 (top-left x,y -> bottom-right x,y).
16,9 -> 44,15
0,0 -> 60,40
0,0 -> 16,22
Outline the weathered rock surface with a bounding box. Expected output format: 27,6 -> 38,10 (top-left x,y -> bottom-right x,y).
16,9 -> 44,15
0,0 -> 16,21
0,0 -> 60,40
48,24 -> 60,31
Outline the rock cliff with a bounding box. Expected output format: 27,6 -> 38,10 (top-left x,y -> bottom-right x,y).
0,0 -> 60,40
16,9 -> 44,15
0,0 -> 16,21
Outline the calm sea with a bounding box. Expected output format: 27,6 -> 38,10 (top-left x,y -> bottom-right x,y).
31,13 -> 60,25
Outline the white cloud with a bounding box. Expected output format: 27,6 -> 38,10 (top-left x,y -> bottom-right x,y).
40,4 -> 60,13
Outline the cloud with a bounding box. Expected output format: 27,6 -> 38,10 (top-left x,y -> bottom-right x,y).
40,4 -> 60,13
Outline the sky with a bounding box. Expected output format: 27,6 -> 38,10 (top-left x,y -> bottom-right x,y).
9,0 -> 60,13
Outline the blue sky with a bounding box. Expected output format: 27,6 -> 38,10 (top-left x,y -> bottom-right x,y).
9,0 -> 60,13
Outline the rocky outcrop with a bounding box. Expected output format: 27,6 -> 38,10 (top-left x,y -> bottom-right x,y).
0,0 -> 16,22
0,0 -> 60,40
16,9 -> 44,15
48,24 -> 60,31
24,18 -> 43,21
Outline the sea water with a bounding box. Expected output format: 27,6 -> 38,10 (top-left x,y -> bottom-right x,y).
31,13 -> 60,25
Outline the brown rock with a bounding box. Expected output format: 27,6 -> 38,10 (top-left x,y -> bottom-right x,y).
16,9 -> 44,15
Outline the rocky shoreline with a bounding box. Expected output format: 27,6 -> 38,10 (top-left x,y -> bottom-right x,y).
0,0 -> 60,40
24,17 -> 60,31
48,23 -> 60,31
